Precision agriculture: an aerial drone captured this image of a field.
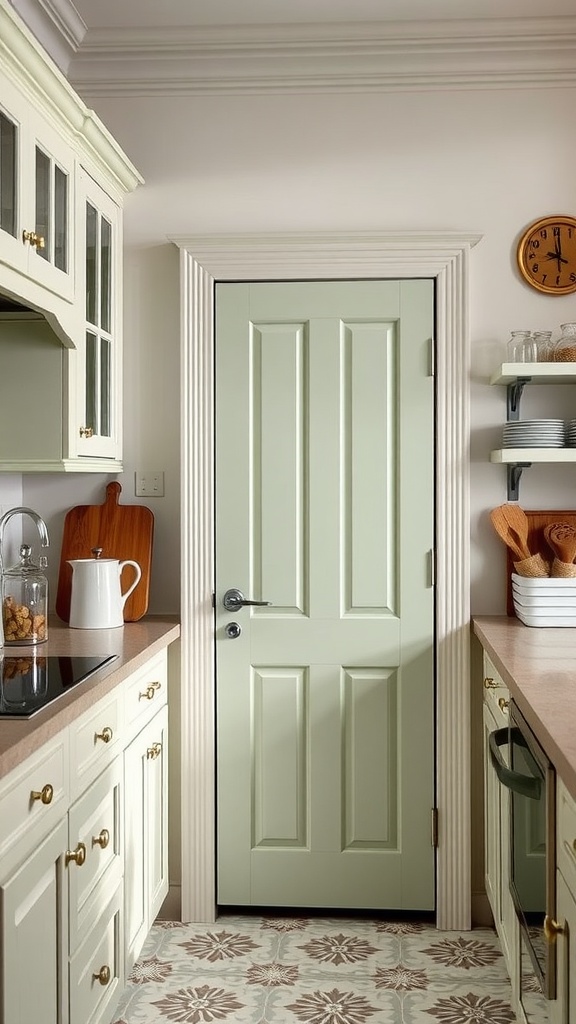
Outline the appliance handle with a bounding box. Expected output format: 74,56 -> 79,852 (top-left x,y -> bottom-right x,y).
489,727 -> 542,800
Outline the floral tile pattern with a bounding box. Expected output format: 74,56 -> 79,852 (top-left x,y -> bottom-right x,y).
113,914 -> 515,1024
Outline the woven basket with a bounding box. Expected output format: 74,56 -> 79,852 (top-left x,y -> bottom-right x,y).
513,553 -> 550,578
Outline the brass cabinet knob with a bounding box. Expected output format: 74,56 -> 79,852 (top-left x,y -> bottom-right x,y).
22,229 -> 45,249
139,685 -> 156,701
146,742 -> 162,760
483,677 -> 497,689
498,698 -> 510,712
95,726 -> 113,744
92,828 -> 110,850
544,914 -> 564,943
79,426 -> 94,438
92,965 -> 111,986
31,783 -> 54,805
65,842 -> 87,867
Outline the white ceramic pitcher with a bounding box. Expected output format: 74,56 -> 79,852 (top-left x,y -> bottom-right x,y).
68,549 -> 142,629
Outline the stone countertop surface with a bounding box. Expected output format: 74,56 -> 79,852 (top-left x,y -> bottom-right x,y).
473,615 -> 576,800
0,615 -> 180,779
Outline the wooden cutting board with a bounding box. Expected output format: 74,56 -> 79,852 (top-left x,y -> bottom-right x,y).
56,481 -> 154,623
505,508 -> 576,615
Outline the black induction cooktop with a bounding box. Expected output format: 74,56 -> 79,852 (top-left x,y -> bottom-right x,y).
0,654 -> 118,719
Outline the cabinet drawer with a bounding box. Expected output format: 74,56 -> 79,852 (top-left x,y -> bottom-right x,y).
69,687 -> 123,800
68,758 -> 122,955
124,651 -> 167,742
0,731 -> 69,872
557,779 -> 576,896
69,883 -> 123,1024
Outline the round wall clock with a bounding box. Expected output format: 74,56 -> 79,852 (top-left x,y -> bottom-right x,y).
517,215 -> 576,295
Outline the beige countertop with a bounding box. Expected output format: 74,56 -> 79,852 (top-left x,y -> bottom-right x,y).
473,615 -> 576,800
0,615 -> 180,778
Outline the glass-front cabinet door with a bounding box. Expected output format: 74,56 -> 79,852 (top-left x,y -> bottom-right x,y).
75,168 -> 121,462
0,76 -> 74,303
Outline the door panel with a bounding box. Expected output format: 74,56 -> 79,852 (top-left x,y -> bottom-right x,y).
215,279 -> 435,910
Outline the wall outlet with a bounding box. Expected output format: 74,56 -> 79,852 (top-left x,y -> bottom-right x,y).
135,471 -> 165,497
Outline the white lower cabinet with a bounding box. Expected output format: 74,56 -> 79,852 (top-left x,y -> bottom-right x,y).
1,819 -> 68,1024
124,704 -> 169,973
551,780 -> 576,1024
0,648 -> 170,1024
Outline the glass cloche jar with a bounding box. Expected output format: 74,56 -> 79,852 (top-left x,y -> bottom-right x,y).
2,544 -> 48,645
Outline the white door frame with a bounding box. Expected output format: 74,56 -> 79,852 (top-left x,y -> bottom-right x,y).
172,230 -> 482,930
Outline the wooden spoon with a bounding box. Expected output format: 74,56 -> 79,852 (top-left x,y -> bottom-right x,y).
490,506 -> 530,562
544,523 -> 576,564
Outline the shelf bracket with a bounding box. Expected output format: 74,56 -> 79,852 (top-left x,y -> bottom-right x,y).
506,377 -> 531,421
507,463 -> 531,502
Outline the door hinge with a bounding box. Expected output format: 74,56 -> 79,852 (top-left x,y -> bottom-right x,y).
429,337 -> 436,377
428,549 -> 436,587
431,807 -> 439,848
211,592 -> 216,609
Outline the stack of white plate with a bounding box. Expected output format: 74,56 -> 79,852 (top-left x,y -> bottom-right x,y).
512,573 -> 576,626
502,419 -> 565,448
566,419 -> 576,447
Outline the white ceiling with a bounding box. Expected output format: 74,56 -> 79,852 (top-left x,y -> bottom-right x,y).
70,0 -> 576,30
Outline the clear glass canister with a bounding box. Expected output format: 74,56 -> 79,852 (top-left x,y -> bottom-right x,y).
533,330 -> 553,361
507,330 -> 536,362
553,323 -> 576,362
2,544 -> 48,645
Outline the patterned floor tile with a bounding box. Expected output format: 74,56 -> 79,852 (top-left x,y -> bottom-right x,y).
112,914 -> 517,1024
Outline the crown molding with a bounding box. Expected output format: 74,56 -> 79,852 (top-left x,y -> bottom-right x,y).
9,0 -> 86,72
66,17 -> 576,95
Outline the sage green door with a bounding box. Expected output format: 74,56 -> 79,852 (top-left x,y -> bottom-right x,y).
215,280 -> 435,909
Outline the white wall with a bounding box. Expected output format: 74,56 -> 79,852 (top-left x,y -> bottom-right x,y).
3,84 -> 576,615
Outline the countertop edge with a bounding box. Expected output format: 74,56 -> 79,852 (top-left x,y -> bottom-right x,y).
0,616 -> 180,779
473,615 -> 576,802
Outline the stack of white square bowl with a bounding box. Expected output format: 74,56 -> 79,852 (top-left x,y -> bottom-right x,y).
512,573 -> 576,626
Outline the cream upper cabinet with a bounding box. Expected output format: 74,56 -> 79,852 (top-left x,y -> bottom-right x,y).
0,0 -> 142,472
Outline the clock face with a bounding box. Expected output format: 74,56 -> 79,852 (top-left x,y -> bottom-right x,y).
517,216 -> 576,295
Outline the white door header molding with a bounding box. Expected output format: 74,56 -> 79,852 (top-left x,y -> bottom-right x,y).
174,228 -> 482,930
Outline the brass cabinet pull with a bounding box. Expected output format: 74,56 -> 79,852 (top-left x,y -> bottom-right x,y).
544,915 -> 564,943
79,426 -> 94,438
92,965 -> 111,986
139,685 -> 156,701
95,726 -> 113,744
22,229 -> 45,249
92,828 -> 110,850
483,677 -> 497,689
65,842 -> 87,867
30,783 -> 54,805
498,698 -> 510,712
150,681 -> 161,690
146,742 -> 162,760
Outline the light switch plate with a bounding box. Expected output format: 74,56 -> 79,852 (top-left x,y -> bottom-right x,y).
135,471 -> 164,497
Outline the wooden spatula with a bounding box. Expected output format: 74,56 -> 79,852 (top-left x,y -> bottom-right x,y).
490,505 -> 531,562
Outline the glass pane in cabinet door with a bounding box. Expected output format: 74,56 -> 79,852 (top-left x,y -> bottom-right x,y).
100,215 -> 111,333
85,331 -> 97,431
35,147 -> 50,262
0,113 -> 17,236
100,337 -> 111,436
85,202 -> 97,325
54,165 -> 67,272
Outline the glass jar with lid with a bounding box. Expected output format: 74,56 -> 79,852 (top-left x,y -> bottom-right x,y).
553,323 -> 576,362
2,544 -> 48,645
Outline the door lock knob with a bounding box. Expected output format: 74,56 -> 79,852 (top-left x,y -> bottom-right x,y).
225,621 -> 242,639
